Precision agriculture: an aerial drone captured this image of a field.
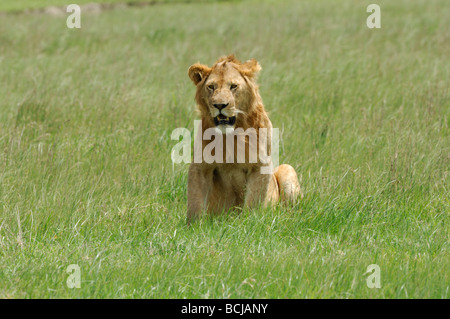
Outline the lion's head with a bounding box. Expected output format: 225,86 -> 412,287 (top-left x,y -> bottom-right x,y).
188,55 -> 267,133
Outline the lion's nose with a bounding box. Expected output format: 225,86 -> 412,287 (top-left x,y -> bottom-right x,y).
213,103 -> 229,110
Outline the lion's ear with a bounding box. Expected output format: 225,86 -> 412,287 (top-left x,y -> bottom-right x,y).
240,59 -> 262,78
188,63 -> 211,85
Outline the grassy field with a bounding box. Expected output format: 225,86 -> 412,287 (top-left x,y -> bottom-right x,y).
0,0 -> 448,298
0,0 -> 222,13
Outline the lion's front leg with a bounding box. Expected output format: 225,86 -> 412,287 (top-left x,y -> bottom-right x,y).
244,168 -> 278,208
187,164 -> 211,224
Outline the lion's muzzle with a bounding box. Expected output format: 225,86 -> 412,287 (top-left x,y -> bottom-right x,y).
214,114 -> 236,126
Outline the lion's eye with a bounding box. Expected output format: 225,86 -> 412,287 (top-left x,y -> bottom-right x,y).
207,84 -> 215,91
230,84 -> 238,90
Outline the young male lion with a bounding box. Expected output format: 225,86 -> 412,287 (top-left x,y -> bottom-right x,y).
187,55 -> 301,224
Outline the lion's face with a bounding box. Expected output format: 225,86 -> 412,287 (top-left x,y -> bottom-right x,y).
204,63 -> 245,131
188,55 -> 262,133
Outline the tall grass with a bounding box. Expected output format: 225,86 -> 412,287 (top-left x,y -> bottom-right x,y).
0,0 -> 448,298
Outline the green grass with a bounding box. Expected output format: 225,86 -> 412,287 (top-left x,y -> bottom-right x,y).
0,0 -> 225,13
0,0 -> 448,298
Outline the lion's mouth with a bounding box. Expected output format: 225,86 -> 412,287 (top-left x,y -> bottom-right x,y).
214,114 -> 236,126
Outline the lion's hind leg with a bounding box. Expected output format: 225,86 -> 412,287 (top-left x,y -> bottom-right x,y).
273,164 -> 303,203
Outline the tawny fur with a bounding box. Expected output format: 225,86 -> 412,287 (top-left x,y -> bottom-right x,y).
187,55 -> 302,224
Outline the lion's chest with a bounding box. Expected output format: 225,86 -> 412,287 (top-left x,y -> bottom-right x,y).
212,165 -> 249,205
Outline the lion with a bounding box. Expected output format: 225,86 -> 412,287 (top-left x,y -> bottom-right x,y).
186,55 -> 302,224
